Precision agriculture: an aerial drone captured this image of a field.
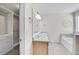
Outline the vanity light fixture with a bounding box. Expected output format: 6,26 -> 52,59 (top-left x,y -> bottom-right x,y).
35,12 -> 42,20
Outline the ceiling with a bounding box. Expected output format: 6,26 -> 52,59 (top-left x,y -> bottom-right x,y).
0,3 -> 79,15
0,3 -> 19,15
32,3 -> 79,14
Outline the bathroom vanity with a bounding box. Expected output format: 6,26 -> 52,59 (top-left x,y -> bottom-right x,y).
33,40 -> 48,55
32,33 -> 48,55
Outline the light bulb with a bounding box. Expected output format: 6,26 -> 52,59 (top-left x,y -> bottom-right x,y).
35,13 -> 41,20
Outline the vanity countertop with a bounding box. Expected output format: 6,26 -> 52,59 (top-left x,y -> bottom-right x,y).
32,39 -> 49,42
33,32 -> 48,42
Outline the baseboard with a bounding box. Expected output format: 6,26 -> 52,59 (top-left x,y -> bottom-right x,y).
13,42 -> 19,47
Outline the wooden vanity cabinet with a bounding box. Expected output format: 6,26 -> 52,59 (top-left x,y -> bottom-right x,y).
33,41 -> 48,55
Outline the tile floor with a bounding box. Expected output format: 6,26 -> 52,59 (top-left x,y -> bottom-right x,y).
48,43 -> 72,55
5,45 -> 19,55
5,43 -> 72,55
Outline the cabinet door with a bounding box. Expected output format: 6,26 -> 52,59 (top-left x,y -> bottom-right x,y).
33,41 -> 48,55
42,42 -> 48,55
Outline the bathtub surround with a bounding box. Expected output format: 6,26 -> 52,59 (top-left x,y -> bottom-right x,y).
60,34 -> 74,53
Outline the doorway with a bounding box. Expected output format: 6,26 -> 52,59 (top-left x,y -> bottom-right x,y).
6,15 -> 20,55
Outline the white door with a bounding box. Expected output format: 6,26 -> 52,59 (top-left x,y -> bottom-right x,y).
19,3 -> 32,55
19,3 -> 25,55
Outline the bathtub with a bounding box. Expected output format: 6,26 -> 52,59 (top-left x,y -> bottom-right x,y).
60,34 -> 74,53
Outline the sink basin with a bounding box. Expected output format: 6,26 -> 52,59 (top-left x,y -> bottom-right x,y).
33,32 -> 48,40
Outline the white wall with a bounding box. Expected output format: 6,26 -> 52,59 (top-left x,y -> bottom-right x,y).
25,3 -> 32,55
33,13 -> 74,42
